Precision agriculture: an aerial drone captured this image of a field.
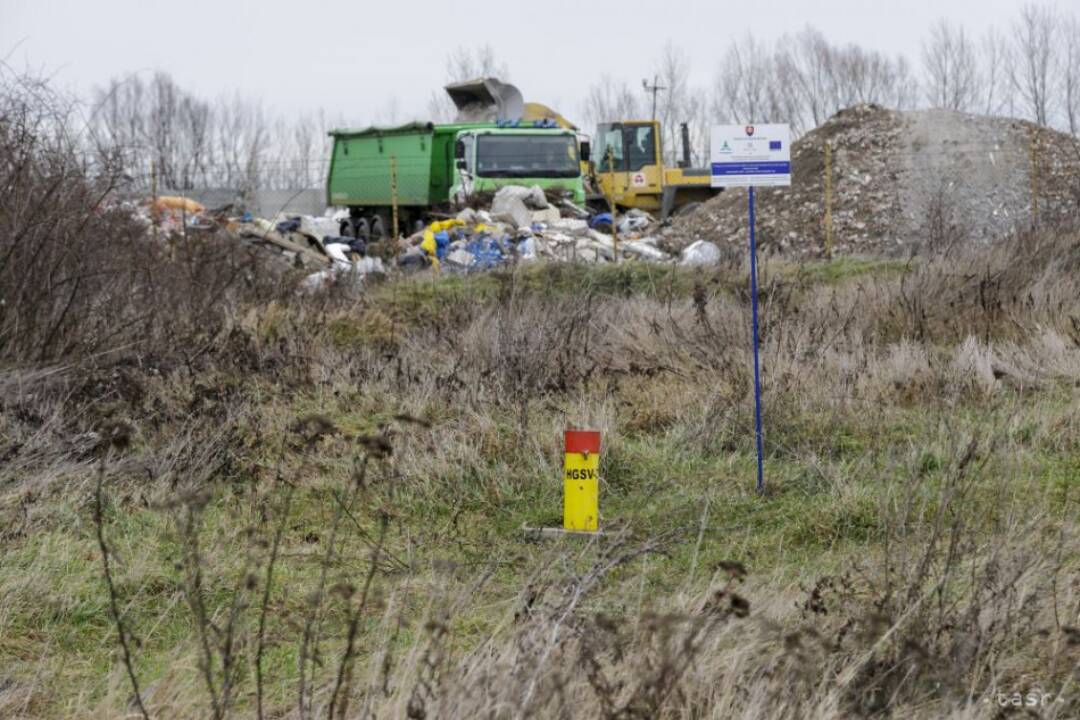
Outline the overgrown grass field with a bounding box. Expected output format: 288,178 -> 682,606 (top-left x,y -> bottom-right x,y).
2,238 -> 1077,718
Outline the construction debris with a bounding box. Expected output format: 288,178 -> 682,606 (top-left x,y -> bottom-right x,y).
617,208 -> 653,235
154,195 -> 205,214
679,240 -> 723,266
131,183 -> 681,294
662,104 -> 1080,257
376,184 -> 674,273
233,217 -> 331,267
300,257 -> 386,292
490,185 -> 551,228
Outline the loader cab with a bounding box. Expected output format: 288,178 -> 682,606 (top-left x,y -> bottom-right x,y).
591,120 -> 720,219
593,121 -> 664,211
595,122 -> 659,171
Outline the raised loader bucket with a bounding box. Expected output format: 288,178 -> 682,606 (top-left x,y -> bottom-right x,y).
522,102 -> 578,131
444,77 -> 525,123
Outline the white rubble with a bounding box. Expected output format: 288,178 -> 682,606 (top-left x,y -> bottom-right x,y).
679,240 -> 723,266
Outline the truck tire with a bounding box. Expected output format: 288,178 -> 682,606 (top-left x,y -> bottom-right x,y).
370,216 -> 386,239
350,217 -> 370,240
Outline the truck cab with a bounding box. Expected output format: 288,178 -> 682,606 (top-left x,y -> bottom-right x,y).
451,127 -> 586,205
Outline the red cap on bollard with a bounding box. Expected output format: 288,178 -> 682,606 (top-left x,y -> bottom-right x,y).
564,430 -> 601,455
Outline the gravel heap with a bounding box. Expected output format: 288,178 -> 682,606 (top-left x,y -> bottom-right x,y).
660,104 -> 1080,257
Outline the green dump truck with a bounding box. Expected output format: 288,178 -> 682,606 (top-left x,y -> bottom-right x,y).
326,122 -> 587,239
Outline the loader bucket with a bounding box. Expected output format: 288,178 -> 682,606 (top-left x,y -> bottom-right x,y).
522,102 -> 578,131
444,77 -> 525,123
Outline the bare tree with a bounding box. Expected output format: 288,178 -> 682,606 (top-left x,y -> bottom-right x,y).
922,19 -> 979,111
768,52 -> 806,134
578,46 -> 707,166
446,44 -> 509,84
1010,3 -> 1057,126
147,73 -> 180,187
91,75 -> 149,183
292,114 -> 319,188
776,27 -> 837,129
979,28 -> 1014,117
682,92 -> 711,166
891,55 -> 921,110
214,92 -> 267,195
653,42 -> 696,164
1061,15 -> 1080,134
712,33 -> 774,124
90,71 -> 328,194
92,73 -> 214,190
175,93 -> 212,190
580,77 -> 644,128
829,44 -> 916,111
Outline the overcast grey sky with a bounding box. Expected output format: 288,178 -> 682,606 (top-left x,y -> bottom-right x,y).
1,0 -> 1043,128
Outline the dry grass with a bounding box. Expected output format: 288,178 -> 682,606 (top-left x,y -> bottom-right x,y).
1,71 -> 1078,719
2,231 -> 1077,717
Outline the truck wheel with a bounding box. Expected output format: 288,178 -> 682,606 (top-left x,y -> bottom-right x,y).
351,217 -> 370,240
370,216 -> 385,239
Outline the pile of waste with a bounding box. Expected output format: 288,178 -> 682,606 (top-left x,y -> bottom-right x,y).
661,104 -> 1080,257
229,213 -> 387,291
130,195 -> 217,235
231,185 -> 724,289
126,183 -> 730,294
392,186 -> 682,272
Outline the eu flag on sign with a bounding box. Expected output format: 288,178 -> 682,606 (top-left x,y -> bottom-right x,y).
769,141 -> 782,150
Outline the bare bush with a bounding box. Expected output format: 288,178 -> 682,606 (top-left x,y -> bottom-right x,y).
0,68 -> 294,365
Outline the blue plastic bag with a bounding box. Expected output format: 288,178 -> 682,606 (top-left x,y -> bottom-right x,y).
464,235 -> 505,270
589,212 -> 613,230
434,230 -> 451,260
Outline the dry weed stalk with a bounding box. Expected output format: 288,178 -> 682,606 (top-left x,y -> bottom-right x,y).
93,455 -> 151,720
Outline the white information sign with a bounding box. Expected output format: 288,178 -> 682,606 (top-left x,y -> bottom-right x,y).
710,124 -> 792,187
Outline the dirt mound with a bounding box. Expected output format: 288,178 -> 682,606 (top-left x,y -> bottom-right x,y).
661,105 -> 1080,257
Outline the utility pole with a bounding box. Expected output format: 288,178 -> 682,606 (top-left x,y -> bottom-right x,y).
642,75 -> 666,121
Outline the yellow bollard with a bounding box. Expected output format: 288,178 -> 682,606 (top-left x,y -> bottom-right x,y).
563,430 -> 601,532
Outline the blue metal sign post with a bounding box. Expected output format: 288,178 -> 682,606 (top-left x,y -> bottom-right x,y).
748,186 -> 765,495
710,123 -> 791,495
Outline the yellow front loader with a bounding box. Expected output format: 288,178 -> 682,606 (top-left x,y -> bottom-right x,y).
591,120 -> 720,219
